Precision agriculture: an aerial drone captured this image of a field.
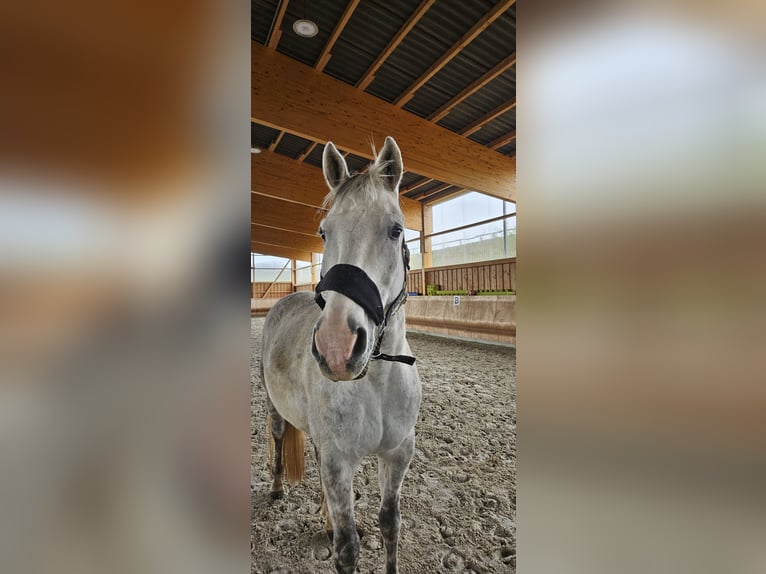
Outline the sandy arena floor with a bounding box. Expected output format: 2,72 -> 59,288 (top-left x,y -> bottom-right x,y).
251,317 -> 516,573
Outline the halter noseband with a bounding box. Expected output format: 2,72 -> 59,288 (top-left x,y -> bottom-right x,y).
314,241 -> 415,377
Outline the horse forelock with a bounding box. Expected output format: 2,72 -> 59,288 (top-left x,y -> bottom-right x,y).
322,160 -> 400,214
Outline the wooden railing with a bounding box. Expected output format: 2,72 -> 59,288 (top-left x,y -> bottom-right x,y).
255,258 -> 516,298
407,257 -> 515,294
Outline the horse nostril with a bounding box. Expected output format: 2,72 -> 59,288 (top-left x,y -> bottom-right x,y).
352,327 -> 367,357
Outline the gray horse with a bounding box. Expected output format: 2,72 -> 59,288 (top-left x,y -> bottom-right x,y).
260,137 -> 422,574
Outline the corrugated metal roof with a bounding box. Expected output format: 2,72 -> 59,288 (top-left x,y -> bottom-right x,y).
323,0 -> 423,85
251,122 -> 280,148
274,132 -> 312,158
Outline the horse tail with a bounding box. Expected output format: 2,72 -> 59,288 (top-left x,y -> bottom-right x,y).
267,414 -> 305,486
282,422 -> 305,484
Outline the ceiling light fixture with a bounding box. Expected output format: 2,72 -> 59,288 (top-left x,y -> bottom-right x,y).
293,19 -> 318,37
251,147 -> 262,154
293,0 -> 318,38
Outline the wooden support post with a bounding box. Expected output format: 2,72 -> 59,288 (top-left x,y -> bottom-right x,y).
420,203 -> 433,295
291,258 -> 297,293
311,252 -> 320,287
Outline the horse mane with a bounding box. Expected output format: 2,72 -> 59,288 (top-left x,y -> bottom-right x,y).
322,159 -> 399,212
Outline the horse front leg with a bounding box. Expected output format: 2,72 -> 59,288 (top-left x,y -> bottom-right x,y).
314,444 -> 333,539
320,450 -> 360,574
377,433 -> 415,574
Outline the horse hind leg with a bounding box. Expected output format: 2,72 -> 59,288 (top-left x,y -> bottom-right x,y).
266,407 -> 287,500
377,434 -> 415,574
266,396 -> 305,501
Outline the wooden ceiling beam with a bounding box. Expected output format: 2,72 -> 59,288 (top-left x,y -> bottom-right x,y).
266,0 -> 290,49
459,97 -> 516,137
489,130 -> 516,150
428,52 -> 516,122
252,42 -> 516,201
251,241 -> 312,263
252,223 -> 325,254
252,149 -> 423,230
252,194 -> 325,236
393,0 -> 516,107
356,0 -> 435,91
315,0 -> 361,72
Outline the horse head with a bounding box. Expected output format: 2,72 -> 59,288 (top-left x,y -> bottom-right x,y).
311,137 -> 409,381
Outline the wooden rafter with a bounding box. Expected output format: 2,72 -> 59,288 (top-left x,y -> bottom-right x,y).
297,141 -> 318,161
266,0 -> 290,49
489,130 -> 516,150
356,0 -> 435,91
419,183 -> 454,201
402,177 -> 435,195
315,0 -> 361,72
393,0 -> 516,107
428,52 -> 516,122
460,97 -> 516,137
267,131 -> 285,151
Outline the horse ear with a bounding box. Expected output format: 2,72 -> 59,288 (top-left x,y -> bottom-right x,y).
376,136 -> 403,193
322,142 -> 350,190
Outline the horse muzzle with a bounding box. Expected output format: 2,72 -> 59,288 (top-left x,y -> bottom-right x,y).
311,316 -> 371,381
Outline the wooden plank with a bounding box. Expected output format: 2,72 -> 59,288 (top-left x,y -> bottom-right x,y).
490,264 -> 498,290
252,42 -> 516,201
251,241 -> 311,262
394,0 -> 517,106
512,261 -> 517,291
252,194 -> 325,235
502,263 -> 510,290
460,97 -> 517,137
267,0 -> 290,49
252,223 -> 325,254
428,52 -> 517,122
252,150 -> 422,230
356,0 -> 435,91
315,0 -> 361,72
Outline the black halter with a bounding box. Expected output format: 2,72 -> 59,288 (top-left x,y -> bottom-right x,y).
315,241 -> 416,371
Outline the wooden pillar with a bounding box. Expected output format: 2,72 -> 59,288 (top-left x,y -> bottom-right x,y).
420,203 -> 433,295
311,252 -> 321,287
291,259 -> 297,293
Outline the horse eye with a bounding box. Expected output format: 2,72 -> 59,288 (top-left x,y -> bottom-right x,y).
389,225 -> 403,239
318,228 -> 326,240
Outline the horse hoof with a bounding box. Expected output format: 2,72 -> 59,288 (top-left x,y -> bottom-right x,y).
270,490 -> 284,501
326,524 -> 364,541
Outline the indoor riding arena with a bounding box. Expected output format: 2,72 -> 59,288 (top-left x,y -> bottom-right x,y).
251,1 -> 516,572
